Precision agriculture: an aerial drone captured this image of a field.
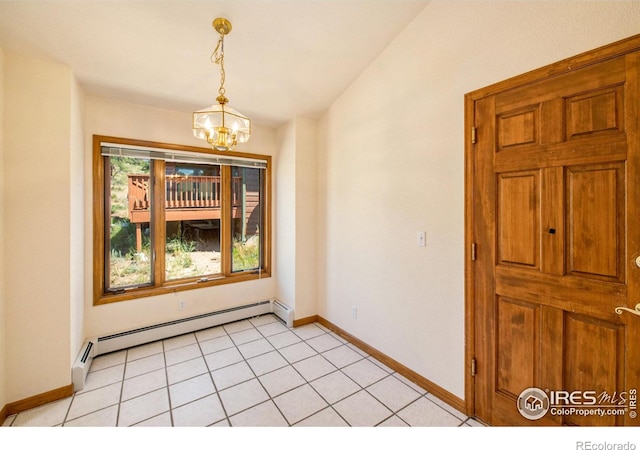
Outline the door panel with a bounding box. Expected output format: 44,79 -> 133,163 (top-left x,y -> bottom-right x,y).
564,313 -> 624,426
497,172 -> 539,268
469,41 -> 640,426
566,163 -> 625,281
566,85 -> 624,139
498,106 -> 539,150
496,297 -> 538,398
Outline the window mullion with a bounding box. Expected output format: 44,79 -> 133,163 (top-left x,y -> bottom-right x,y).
221,165 -> 232,275
153,160 -> 166,286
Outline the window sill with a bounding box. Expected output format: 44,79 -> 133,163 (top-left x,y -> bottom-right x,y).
94,270 -> 271,305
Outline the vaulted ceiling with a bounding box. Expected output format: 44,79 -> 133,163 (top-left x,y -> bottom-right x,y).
0,0 -> 429,127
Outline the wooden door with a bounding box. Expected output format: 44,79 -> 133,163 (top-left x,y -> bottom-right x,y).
466,36 -> 640,426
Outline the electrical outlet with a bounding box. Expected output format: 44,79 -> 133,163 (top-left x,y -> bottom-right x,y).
178,300 -> 186,311
351,305 -> 357,319
417,231 -> 426,247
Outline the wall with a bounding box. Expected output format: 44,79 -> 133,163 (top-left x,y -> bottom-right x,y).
0,46 -> 6,411
317,1 -> 640,399
275,121 -> 296,309
3,54 -> 76,402
69,77 -> 85,372
275,118 -> 318,318
83,96 -> 280,339
294,118 -> 318,318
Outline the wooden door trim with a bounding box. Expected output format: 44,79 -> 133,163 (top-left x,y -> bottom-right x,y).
464,33 -> 640,421
466,34 -> 640,103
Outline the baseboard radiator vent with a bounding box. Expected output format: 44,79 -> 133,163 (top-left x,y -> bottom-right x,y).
271,299 -> 294,328
72,298 -> 293,391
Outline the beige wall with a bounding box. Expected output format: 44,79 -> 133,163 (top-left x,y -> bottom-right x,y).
83,97 -> 280,339
3,54 -> 76,402
0,46 -> 6,411
69,75 -> 85,371
275,118 -> 318,318
275,121 -> 296,309
317,1 -> 640,399
294,118 -> 318,319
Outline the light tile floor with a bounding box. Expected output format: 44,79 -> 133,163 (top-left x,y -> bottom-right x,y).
2,315 -> 484,427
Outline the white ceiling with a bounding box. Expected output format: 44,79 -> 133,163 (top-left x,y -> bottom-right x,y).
0,0 -> 429,127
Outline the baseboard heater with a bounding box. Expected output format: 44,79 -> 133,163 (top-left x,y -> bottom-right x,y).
72,298 -> 293,391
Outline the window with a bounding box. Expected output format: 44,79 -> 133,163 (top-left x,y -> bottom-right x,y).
93,135 -> 271,304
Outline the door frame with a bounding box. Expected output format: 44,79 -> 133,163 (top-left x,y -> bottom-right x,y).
464,33 -> 640,422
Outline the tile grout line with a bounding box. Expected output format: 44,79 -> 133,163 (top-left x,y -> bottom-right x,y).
224,316 -> 294,425
261,320 -> 415,426
196,325 -> 233,426
161,339 -> 175,427
272,322 -> 369,426
284,327 -> 356,426
121,346 -> 167,426
60,384 -> 77,427
208,317 -> 341,425
157,317 -> 285,424
248,317 -> 297,426
60,352 -> 129,426
297,324 -> 455,426
263,319 -> 357,426
274,322 -> 362,426
114,347 -> 128,426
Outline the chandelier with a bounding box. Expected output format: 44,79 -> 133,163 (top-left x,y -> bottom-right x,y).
193,18 -> 251,151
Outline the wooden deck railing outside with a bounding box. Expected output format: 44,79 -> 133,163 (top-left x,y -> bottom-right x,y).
128,174 -> 260,252
128,174 -> 243,219
126,174 -> 258,252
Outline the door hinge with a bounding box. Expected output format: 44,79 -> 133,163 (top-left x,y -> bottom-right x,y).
471,243 -> 477,261
471,357 -> 477,377
471,126 -> 477,144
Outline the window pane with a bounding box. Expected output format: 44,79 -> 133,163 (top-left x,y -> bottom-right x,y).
232,167 -> 263,272
165,163 -> 222,280
107,156 -> 153,289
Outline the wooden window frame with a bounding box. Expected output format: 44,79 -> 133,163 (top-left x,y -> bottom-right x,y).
92,135 -> 272,305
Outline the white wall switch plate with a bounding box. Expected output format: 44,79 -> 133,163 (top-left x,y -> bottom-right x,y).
417,231 -> 426,247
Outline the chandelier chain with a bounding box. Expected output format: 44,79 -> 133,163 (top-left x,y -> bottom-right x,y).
211,34 -> 226,97
193,17 -> 250,151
